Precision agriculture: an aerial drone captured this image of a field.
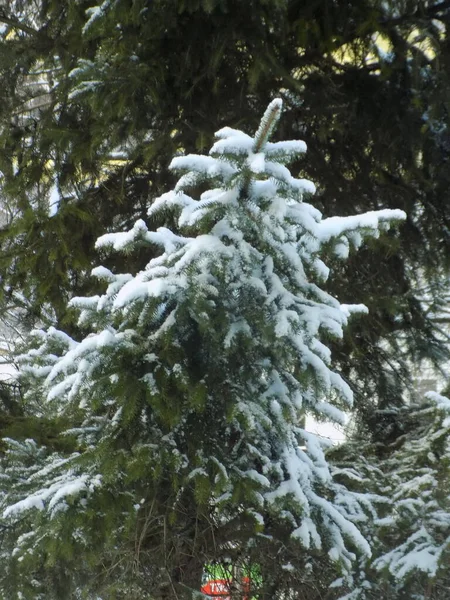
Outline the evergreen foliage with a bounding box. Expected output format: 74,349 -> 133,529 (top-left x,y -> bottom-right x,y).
0,0 -> 448,420
331,392 -> 450,600
373,393 -> 450,598
0,1 -> 448,597
0,101 -> 405,599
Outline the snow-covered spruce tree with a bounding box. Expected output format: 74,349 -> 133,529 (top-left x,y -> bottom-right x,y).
372,393 -> 450,600
2,100 -> 405,599
330,392 -> 450,600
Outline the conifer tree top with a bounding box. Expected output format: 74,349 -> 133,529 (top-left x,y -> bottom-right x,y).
3,99 -> 406,598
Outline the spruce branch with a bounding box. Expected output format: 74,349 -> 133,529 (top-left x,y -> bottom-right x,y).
0,10 -> 39,36
253,98 -> 283,153
238,98 -> 284,202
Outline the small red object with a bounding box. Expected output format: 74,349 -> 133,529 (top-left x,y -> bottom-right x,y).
201,576 -> 251,599
201,579 -> 230,598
